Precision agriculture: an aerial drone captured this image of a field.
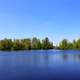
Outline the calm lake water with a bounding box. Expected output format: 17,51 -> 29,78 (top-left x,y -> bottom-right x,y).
0,50 -> 80,80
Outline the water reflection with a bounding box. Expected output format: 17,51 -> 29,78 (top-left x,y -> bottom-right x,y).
0,51 -> 80,67
22,50 -> 80,67
0,50 -> 80,80
61,54 -> 80,62
12,50 -> 80,67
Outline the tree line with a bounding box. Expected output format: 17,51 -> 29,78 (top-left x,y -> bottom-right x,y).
0,37 -> 80,51
0,37 -> 53,50
57,39 -> 80,50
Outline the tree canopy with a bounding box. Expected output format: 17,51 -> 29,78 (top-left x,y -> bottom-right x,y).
0,37 -> 80,51
59,38 -> 80,50
0,37 -> 53,50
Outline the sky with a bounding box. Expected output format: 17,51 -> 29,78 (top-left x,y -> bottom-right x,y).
0,0 -> 80,44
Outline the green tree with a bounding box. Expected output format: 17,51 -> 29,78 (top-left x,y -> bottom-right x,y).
0,39 -> 13,50
31,37 -> 42,49
59,39 -> 69,50
72,40 -> 77,49
76,39 -> 80,49
13,39 -> 25,50
68,42 -> 73,49
42,37 -> 53,49
21,38 -> 31,50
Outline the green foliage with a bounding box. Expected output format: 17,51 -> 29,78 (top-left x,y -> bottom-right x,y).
21,38 -> 31,50
68,42 -> 73,49
76,39 -> 80,49
0,37 -> 80,51
59,39 -> 69,50
0,37 -> 54,51
0,39 -> 13,50
42,37 -> 53,49
13,39 -> 25,50
72,40 -> 77,49
58,38 -> 80,50
31,37 -> 42,49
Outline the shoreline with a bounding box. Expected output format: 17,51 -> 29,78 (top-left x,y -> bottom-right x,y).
0,49 -> 80,52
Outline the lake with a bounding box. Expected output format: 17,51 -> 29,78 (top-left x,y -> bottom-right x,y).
0,50 -> 80,80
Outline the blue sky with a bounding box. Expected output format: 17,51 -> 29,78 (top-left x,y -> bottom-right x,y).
0,0 -> 80,44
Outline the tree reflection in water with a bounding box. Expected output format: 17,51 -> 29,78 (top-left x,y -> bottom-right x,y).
61,54 -> 80,62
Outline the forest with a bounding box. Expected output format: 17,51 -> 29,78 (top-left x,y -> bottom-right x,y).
0,37 -> 80,50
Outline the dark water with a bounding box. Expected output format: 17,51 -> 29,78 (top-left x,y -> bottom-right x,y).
0,50 -> 80,80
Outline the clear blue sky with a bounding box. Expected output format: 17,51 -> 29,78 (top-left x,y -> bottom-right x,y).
0,0 -> 80,44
